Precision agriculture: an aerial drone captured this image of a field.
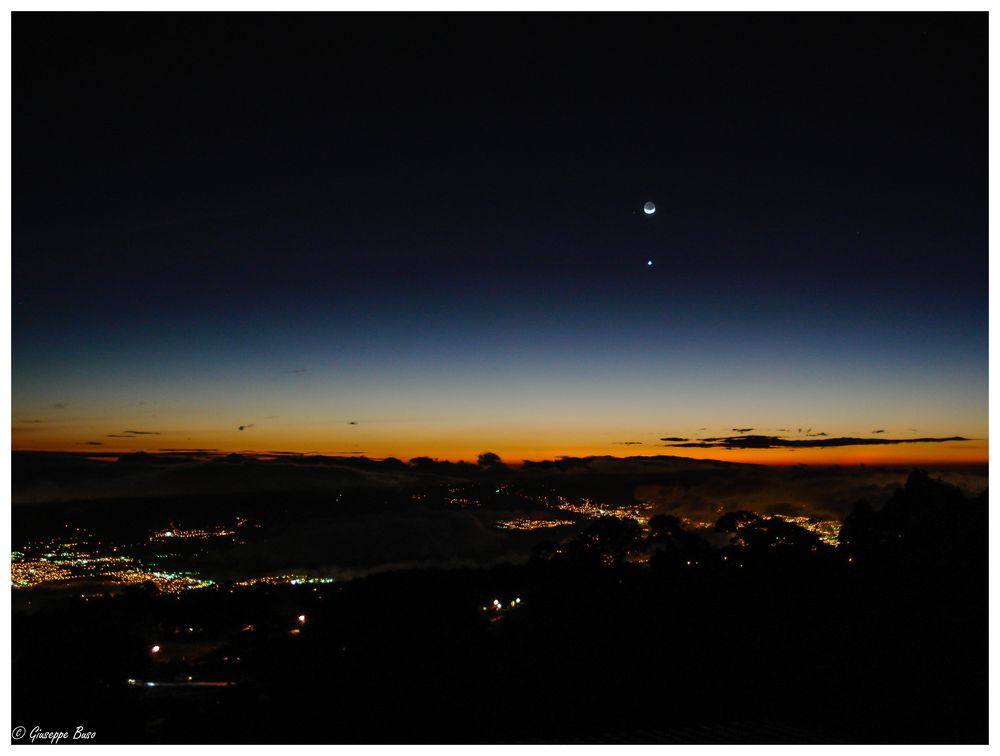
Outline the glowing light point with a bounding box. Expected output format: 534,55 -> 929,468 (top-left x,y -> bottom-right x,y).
297,614 -> 306,623
647,260 -> 653,267
643,201 -> 656,215
150,645 -> 161,654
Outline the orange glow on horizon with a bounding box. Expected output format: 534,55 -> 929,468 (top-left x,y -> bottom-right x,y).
12,436 -> 988,467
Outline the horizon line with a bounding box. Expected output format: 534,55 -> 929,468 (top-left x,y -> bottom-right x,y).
11,448 -> 989,469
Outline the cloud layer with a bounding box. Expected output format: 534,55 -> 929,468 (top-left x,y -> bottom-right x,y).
662,434 -> 971,449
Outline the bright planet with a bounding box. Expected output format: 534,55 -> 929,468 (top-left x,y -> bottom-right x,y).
643,201 -> 656,214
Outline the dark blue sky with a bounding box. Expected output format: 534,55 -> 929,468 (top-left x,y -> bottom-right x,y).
13,13 -> 987,461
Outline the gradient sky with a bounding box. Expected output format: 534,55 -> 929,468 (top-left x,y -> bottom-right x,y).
13,13 -> 987,464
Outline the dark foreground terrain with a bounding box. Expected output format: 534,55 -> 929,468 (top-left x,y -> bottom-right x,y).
11,466 -> 987,744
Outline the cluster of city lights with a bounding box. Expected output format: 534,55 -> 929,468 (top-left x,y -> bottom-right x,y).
481,597 -> 523,616
682,514 -> 841,546
774,515 -> 841,546
151,526 -> 235,541
11,532 -> 216,592
551,496 -> 652,526
11,559 -> 76,587
231,575 -> 335,589
12,533 -> 133,589
103,568 -> 216,592
495,518 -> 576,530
150,517 -> 250,542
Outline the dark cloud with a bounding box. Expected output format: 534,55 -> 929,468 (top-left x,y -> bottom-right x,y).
123,430 -> 161,435
52,402 -> 70,409
872,429 -> 885,434
763,502 -> 808,517
662,434 -> 971,450
207,508 -> 520,580
629,462 -> 986,522
12,452 -> 418,504
612,441 -> 644,445
12,451 -> 988,560
238,424 -> 255,431
659,437 -> 688,442
732,427 -> 754,433
106,434 -> 133,438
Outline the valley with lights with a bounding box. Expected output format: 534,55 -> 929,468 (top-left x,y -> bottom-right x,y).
11,455 -> 988,743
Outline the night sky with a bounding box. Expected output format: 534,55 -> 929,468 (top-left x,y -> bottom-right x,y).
13,12 -> 987,464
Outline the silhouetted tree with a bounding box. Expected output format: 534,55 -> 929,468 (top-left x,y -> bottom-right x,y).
647,514 -> 712,567
579,516 -> 642,566
840,470 -> 985,572
838,499 -> 876,557
715,510 -> 824,555
714,510 -> 758,534
477,452 -> 506,469
647,514 -> 683,539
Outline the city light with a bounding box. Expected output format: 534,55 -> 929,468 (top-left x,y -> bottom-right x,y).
11,531 -> 220,592
551,495 -> 652,526
232,575 -> 335,589
495,517 -> 576,530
